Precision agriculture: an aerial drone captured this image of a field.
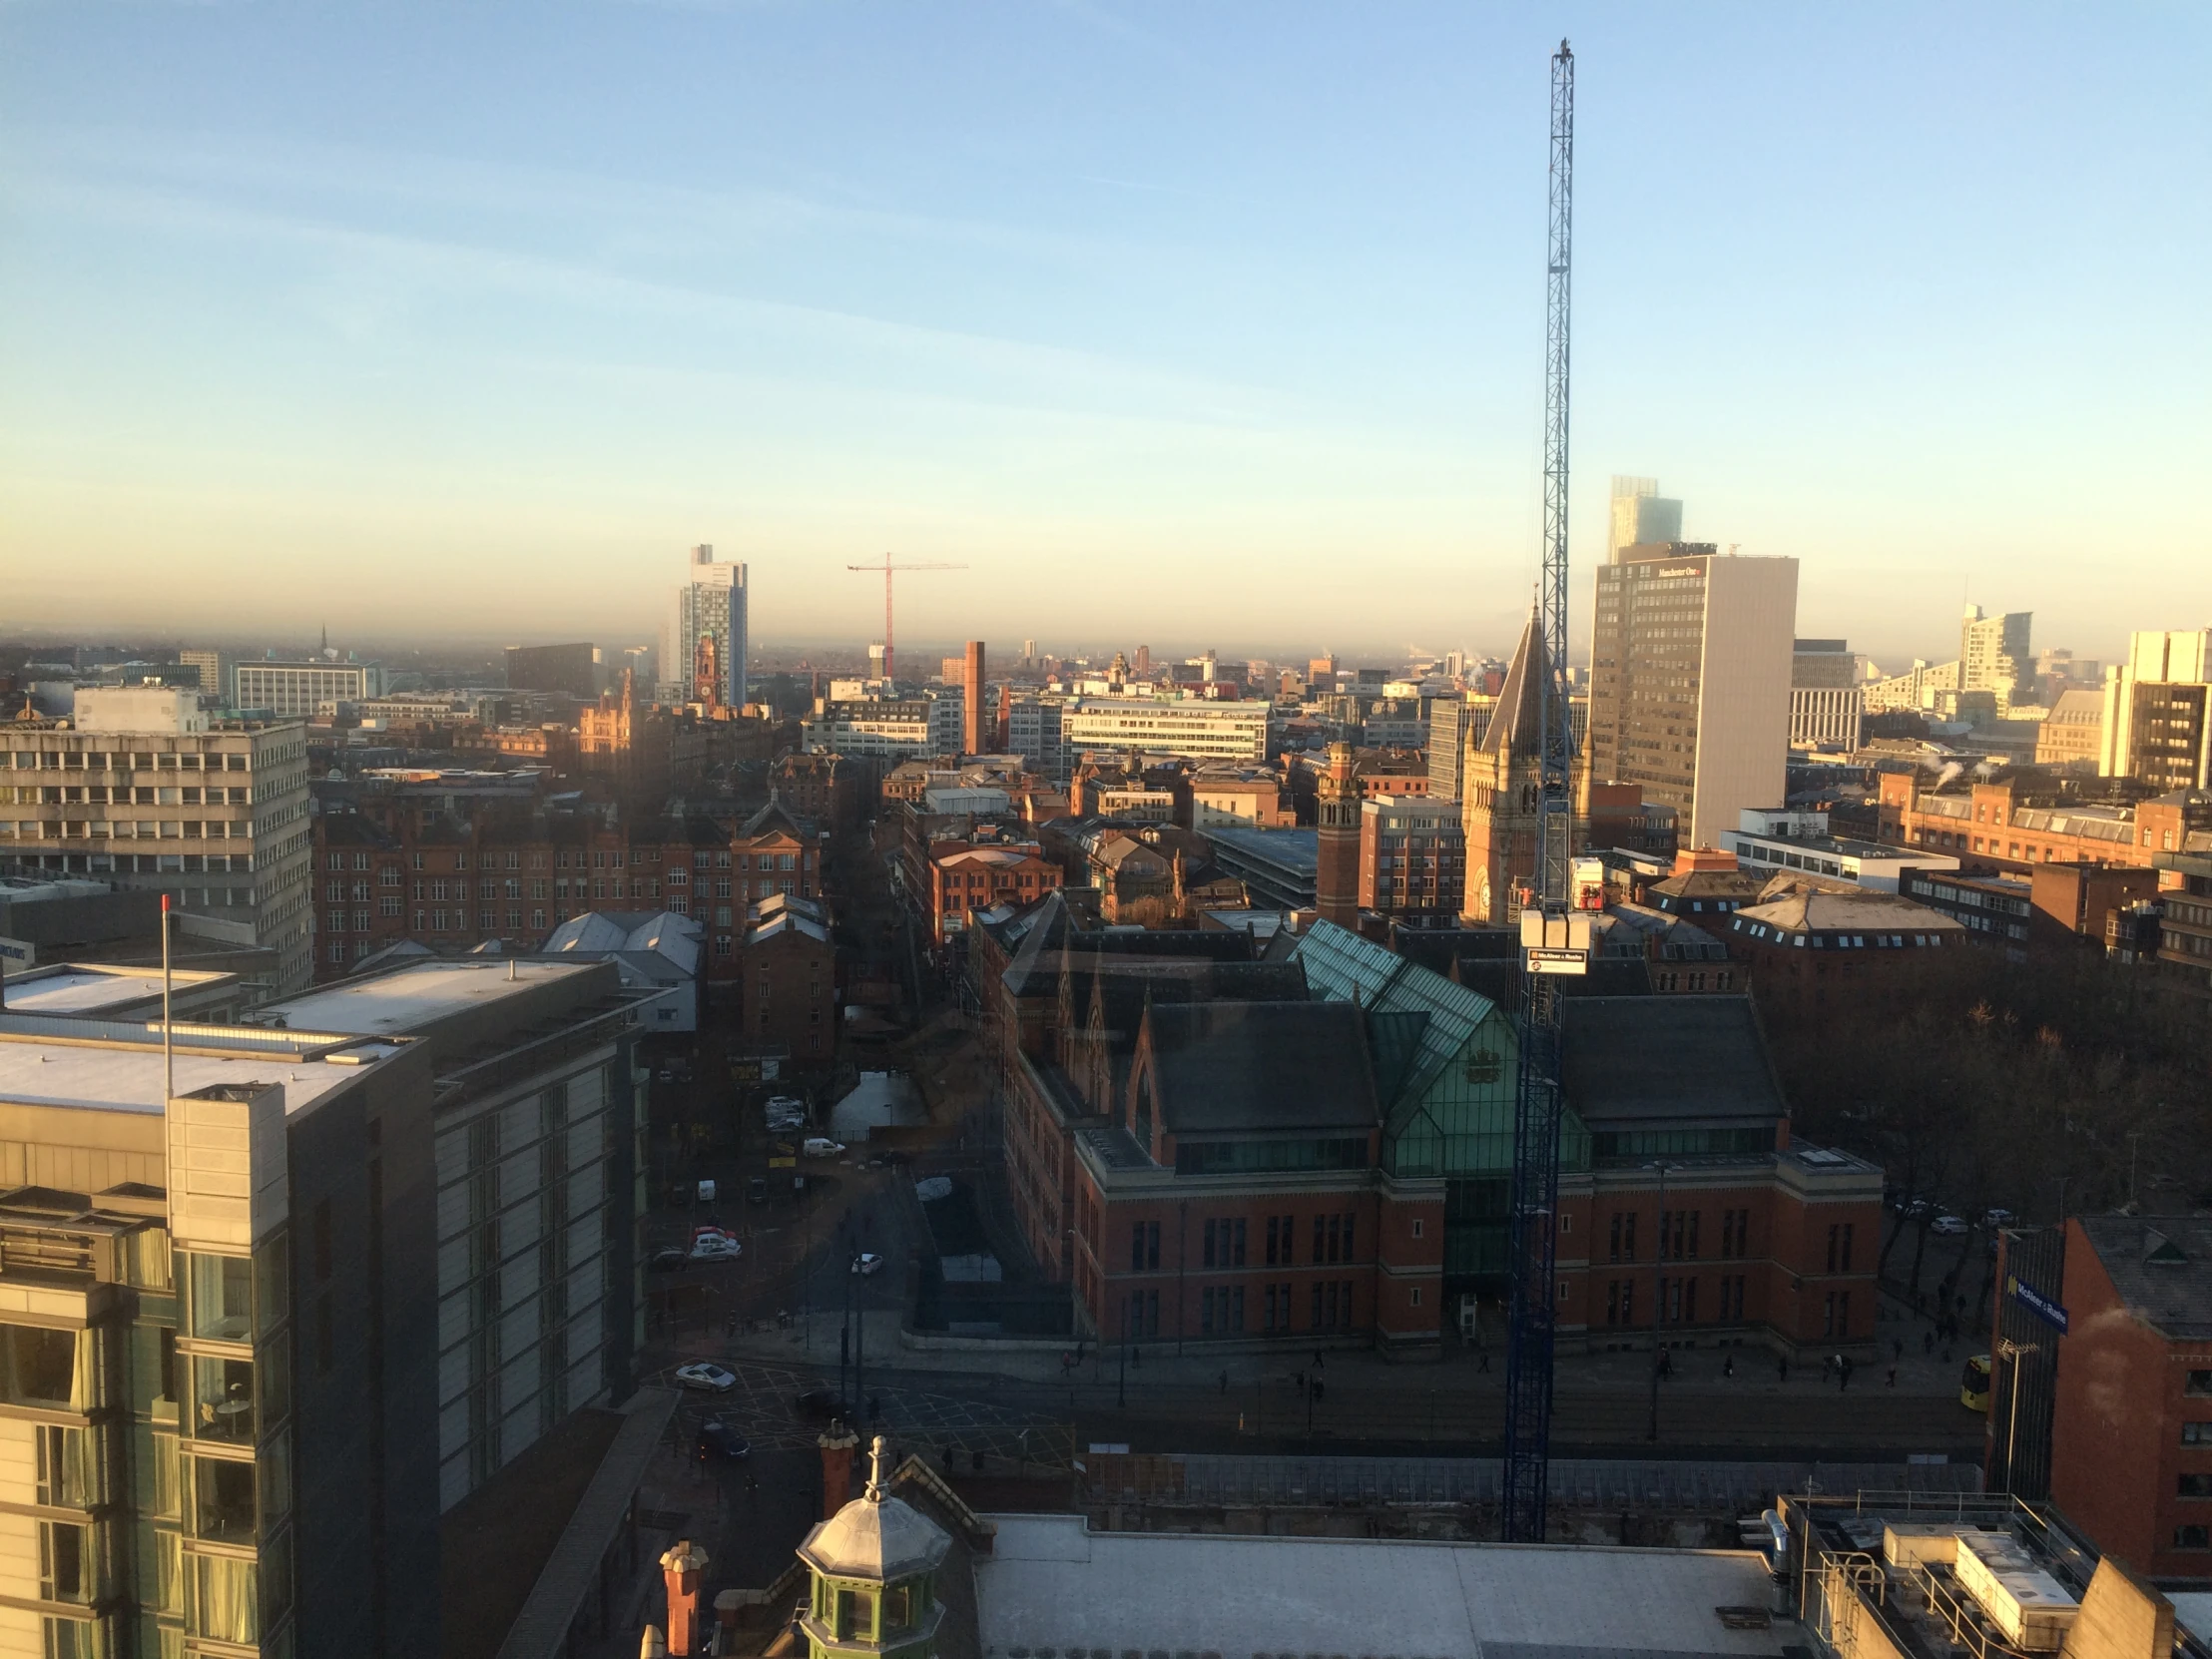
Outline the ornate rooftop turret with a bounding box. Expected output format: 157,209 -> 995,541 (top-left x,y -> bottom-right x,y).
797,1436 -> 952,1659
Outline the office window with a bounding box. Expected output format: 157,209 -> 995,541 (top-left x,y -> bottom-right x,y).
2182,1474 -> 2212,1499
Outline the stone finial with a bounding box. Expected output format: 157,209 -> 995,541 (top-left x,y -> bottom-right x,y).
641,1627 -> 668,1658
864,1433 -> 890,1501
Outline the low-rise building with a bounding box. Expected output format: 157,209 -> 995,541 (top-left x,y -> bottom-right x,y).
1722,806 -> 1958,892
1877,769 -> 2212,871
736,892 -> 836,1067
1198,827 -> 1318,911
1058,696 -> 1271,768
2036,687 -> 2106,773
925,838 -> 1062,943
1723,876 -> 1967,1016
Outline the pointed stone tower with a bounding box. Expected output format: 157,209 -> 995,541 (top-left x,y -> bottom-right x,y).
797,1436 -> 952,1659
1460,615 -> 1550,927
1314,742 -> 1362,929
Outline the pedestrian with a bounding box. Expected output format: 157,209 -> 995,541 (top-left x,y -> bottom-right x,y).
1219,1370 -> 1229,1395
1778,1356 -> 1789,1383
1888,1365 -> 1899,1388
1893,1338 -> 1905,1364
1724,1353 -> 1735,1379
1841,1355 -> 1854,1390
1314,1349 -> 1325,1371
1923,1331 -> 1935,1357
1477,1347 -> 1490,1375
1821,1354 -> 1834,1384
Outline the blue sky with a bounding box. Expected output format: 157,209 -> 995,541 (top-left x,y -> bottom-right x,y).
2,3 -> 2207,667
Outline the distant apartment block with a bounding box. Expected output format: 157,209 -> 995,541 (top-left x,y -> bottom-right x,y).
1606,475 -> 1683,560
1959,606 -> 2034,714
179,649 -> 230,705
2101,629 -> 2212,790
1359,796 -> 1464,927
233,659 -> 387,718
1789,638 -> 1863,751
802,697 -> 964,766
1005,696 -> 1066,780
667,544 -> 749,710
1060,697 -> 1270,768
1,687 -> 314,995
1585,543 -> 1798,850
504,642 -> 600,699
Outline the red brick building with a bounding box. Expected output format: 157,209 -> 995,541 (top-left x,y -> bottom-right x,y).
2050,1215 -> 2212,1579
1313,743 -> 1361,930
1357,795 -> 1464,927
925,838 -> 1062,943
772,752 -> 860,835
1878,770 -> 2211,871
737,892 -> 837,1067
309,796 -> 820,988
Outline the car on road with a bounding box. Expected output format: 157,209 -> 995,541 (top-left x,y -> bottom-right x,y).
850,1252 -> 885,1276
1981,1207 -> 2017,1229
1931,1215 -> 1969,1236
1905,1198 -> 1936,1220
674,1364 -> 737,1392
646,1247 -> 688,1273
795,1386 -> 846,1420
804,1137 -> 846,1158
690,1232 -> 743,1263
696,1418 -> 751,1460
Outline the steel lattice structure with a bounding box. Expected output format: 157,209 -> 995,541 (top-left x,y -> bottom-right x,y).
1500,37 -> 1576,1546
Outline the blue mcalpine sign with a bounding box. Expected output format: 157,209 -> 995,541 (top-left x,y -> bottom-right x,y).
2007,1275 -> 2069,1335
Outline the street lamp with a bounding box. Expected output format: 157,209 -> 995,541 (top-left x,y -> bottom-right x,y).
1646,1160 -> 1677,1443
1995,1337 -> 2040,1494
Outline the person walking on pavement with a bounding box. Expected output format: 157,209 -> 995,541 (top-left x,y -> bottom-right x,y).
1477,1346 -> 1490,1375
1724,1353 -> 1735,1379
1219,1370 -> 1229,1395
1888,1365 -> 1899,1387
1821,1354 -> 1834,1385
1840,1355 -> 1853,1391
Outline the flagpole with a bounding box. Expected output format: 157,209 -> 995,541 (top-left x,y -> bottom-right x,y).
162,893 -> 174,1102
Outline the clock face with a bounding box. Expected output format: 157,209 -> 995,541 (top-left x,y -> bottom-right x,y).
1472,867 -> 1492,922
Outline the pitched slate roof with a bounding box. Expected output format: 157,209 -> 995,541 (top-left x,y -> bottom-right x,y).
1142,1001 -> 1381,1135
2075,1216 -> 2212,1342
1558,995 -> 1786,1129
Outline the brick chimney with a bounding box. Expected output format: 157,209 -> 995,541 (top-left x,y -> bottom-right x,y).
819,1422 -> 861,1519
659,1539 -> 710,1655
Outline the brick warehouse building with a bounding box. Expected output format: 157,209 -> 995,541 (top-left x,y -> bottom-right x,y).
978,903 -> 1880,1358
2049,1215 -> 2212,1581
738,892 -> 838,1067
310,796 -> 821,992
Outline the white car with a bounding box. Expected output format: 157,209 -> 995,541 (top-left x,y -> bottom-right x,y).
850,1252 -> 885,1276
674,1364 -> 736,1392
804,1138 -> 846,1158
1930,1215 -> 1969,1236
690,1234 -> 743,1262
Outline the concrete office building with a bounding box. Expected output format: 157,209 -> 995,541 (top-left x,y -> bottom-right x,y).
178,651 -> 230,707
246,959 -> 643,1514
2036,688 -> 2106,773
0,1012 -> 442,1657
802,698 -> 963,766
1058,697 -> 1270,768
1789,639 -> 1863,751
1606,475 -> 1683,560
666,544 -> 749,712
1585,543 -> 1799,851
503,643 -> 600,700
1005,696 -> 1065,780
1,688 -> 314,997
1958,606 -> 2034,714
232,661 -> 386,720
2101,629 -> 2212,789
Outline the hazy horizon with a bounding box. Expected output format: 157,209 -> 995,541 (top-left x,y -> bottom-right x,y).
5,4 -> 2207,671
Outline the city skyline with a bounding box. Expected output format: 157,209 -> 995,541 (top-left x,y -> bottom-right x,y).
4,6 -> 2208,665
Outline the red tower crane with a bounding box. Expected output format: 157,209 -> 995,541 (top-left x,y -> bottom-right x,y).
845,555 -> 966,686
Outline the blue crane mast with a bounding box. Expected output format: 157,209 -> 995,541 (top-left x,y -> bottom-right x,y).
1500,37 -> 1584,1545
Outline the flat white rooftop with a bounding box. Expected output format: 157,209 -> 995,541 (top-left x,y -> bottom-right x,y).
0,1037 -> 401,1118
3,966 -> 229,1017
257,959 -> 597,1035
972,1514 -> 1793,1659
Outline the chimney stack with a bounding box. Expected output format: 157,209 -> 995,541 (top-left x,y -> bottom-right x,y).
659,1539 -> 710,1655
962,641 -> 986,758
819,1422 -> 861,1519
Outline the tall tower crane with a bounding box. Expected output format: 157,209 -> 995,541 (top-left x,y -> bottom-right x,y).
846,555 -> 966,686
1500,37 -> 1589,1544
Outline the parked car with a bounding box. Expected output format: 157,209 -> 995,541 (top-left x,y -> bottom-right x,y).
690,1233 -> 743,1263
1905,1198 -> 1936,1220
674,1364 -> 737,1392
1931,1215 -> 1969,1236
795,1386 -> 846,1420
1980,1207 -> 2017,1229
803,1137 -> 846,1158
646,1247 -> 687,1273
696,1418 -> 751,1461
850,1252 -> 885,1276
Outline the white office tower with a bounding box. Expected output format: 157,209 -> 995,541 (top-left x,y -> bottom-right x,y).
1607,476 -> 1684,560
666,544 -> 749,710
